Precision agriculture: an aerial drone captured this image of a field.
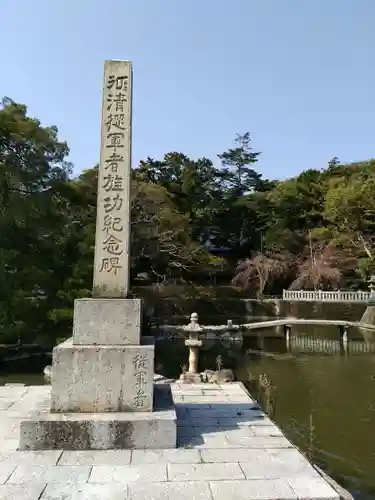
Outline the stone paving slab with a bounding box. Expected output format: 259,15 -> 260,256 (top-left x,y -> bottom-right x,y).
189,407 -> 262,418
225,435 -> 294,448
201,448 -> 270,463
0,484 -> 46,500
131,449 -> 201,465
0,451 -> 62,466
251,425 -> 284,437
0,382 -> 341,499
209,479 -> 298,500
1,439 -> 19,451
127,481 -> 212,500
0,464 -> 16,484
0,387 -> 28,399
42,483 -> 128,499
58,450 -> 131,466
89,464 -> 167,483
0,400 -> 14,411
7,464 -> 92,484
288,476 -> 340,499
168,462 -> 245,481
240,449 -> 320,480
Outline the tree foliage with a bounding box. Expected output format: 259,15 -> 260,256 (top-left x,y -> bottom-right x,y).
1,97 -> 375,342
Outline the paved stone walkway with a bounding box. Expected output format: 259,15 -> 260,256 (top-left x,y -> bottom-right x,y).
0,382 -> 339,499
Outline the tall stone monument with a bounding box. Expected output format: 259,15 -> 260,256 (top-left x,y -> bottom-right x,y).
19,60 -> 177,450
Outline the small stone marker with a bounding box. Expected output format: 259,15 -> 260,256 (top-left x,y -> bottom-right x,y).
19,60 -> 177,450
93,60 -> 132,299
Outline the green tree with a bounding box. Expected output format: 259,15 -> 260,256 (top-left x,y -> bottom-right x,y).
0,98 -> 72,343
324,171 -> 375,281
215,133 -> 270,258
327,156 -> 341,172
267,169 -> 327,234
131,179 -> 221,282
218,132 -> 263,195
135,153 -> 225,242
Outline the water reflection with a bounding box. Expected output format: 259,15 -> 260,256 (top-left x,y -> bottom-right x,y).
238,331 -> 375,500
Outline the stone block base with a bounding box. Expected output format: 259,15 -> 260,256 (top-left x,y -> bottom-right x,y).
51,337 -> 154,413
179,372 -> 202,384
19,385 -> 176,450
72,298 -> 142,345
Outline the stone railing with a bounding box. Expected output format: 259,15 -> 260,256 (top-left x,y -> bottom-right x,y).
151,320 -> 244,341
283,289 -> 374,302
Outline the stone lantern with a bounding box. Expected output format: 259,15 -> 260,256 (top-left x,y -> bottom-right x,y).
179,312 -> 203,383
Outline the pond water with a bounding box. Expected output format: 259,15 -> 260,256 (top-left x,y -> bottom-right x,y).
1,326 -> 375,499
237,335 -> 375,500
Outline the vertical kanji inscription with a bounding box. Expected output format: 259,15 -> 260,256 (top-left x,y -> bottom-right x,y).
132,352 -> 149,409
93,61 -> 132,298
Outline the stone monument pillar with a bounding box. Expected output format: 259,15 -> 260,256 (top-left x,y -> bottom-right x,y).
93,59 -> 132,300
19,60 -> 176,450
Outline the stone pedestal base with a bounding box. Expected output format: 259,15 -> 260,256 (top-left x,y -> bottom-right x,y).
19,385 -> 176,450
50,337 -> 155,413
72,298 -> 142,345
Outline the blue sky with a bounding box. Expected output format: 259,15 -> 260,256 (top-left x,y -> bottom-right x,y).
1,1 -> 374,180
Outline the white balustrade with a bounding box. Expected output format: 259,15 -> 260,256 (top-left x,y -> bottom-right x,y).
282,289 -> 375,302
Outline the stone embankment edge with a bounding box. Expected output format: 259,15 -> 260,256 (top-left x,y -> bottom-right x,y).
237,381 -> 354,500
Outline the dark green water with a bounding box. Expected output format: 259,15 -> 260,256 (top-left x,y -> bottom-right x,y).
1,326 -> 375,499
237,336 -> 375,500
